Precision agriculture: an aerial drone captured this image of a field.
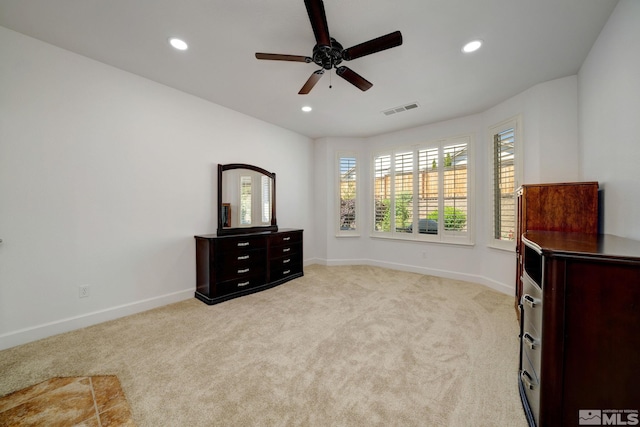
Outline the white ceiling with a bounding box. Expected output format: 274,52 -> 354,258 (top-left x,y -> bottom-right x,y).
0,0 -> 618,139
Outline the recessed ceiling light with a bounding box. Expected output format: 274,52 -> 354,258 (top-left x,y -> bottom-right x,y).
301,106 -> 312,112
169,38 -> 188,51
462,40 -> 482,53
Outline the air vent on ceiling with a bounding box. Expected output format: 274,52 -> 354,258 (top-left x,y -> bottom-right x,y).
382,102 -> 419,116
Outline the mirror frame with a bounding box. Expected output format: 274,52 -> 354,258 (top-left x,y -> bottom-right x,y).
217,163 -> 277,236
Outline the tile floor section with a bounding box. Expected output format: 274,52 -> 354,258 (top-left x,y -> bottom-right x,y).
0,376 -> 135,426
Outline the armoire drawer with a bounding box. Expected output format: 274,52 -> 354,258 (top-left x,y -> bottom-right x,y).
521,273 -> 542,335
520,357 -> 541,427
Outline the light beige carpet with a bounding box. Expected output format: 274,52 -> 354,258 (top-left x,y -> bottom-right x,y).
0,265 -> 527,426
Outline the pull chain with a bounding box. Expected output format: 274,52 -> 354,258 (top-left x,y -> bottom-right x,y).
329,70 -> 332,89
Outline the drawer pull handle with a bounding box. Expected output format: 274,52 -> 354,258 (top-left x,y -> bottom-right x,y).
283,259 -> 290,264
523,294 -> 537,308
237,242 -> 250,247
238,268 -> 250,274
283,270 -> 291,275
237,255 -> 250,260
520,370 -> 537,390
283,248 -> 291,252
283,237 -> 291,241
523,332 -> 538,350
238,281 -> 250,287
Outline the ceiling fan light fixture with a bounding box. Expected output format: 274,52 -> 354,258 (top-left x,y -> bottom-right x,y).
169,37 -> 188,51
301,106 -> 313,112
254,0 -> 403,94
462,39 -> 482,53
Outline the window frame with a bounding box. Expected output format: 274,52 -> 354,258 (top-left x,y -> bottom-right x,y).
371,135 -> 474,246
336,151 -> 360,237
487,115 -> 523,251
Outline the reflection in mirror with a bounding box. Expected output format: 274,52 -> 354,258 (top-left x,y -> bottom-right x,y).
217,164 -> 277,236
222,169 -> 272,228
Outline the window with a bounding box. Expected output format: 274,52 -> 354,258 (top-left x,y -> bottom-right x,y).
489,116 -> 522,249
372,135 -> 473,244
338,153 -> 358,234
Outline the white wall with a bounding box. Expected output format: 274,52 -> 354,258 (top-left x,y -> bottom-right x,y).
314,137 -> 367,265
0,27 -> 314,350
314,75 -> 581,295
579,0 -> 640,240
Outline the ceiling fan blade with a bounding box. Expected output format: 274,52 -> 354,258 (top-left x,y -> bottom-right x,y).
342,30 -> 403,61
304,0 -> 331,49
336,66 -> 372,91
299,69 -> 325,95
255,53 -> 312,63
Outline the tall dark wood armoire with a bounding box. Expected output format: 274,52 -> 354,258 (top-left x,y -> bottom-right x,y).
515,182 -> 599,314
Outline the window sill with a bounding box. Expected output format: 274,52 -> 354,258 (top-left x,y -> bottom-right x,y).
370,234 -> 474,247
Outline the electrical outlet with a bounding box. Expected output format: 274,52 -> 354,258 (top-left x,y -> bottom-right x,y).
79,285 -> 90,298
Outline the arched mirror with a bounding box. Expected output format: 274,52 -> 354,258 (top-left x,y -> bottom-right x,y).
217,163 -> 277,236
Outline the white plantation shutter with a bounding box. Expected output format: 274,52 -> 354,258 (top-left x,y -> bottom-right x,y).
418,148 -> 439,234
338,155 -> 357,232
261,175 -> 271,224
374,154 -> 391,232
394,151 -> 413,232
240,176 -> 252,225
372,136 -> 472,244
443,142 -> 468,233
493,128 -> 515,240
488,115 -> 521,250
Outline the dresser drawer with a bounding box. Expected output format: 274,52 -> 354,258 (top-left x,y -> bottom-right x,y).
217,248 -> 264,269
270,231 -> 302,247
216,250 -> 266,281
271,244 -> 300,258
216,235 -> 266,254
270,261 -> 302,282
219,274 -> 265,294
270,252 -> 301,271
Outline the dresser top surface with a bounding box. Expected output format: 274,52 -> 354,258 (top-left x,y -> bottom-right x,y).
523,231 -> 640,261
195,228 -> 302,239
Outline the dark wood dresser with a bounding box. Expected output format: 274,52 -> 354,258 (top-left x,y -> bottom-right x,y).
518,231 -> 640,427
515,183 -> 599,315
194,229 -> 303,305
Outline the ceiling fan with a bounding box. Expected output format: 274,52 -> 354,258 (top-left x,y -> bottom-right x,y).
255,0 -> 403,95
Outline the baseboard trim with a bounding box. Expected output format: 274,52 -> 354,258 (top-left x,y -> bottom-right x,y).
0,288 -> 193,351
1,261 -> 513,351
311,258 -> 513,296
